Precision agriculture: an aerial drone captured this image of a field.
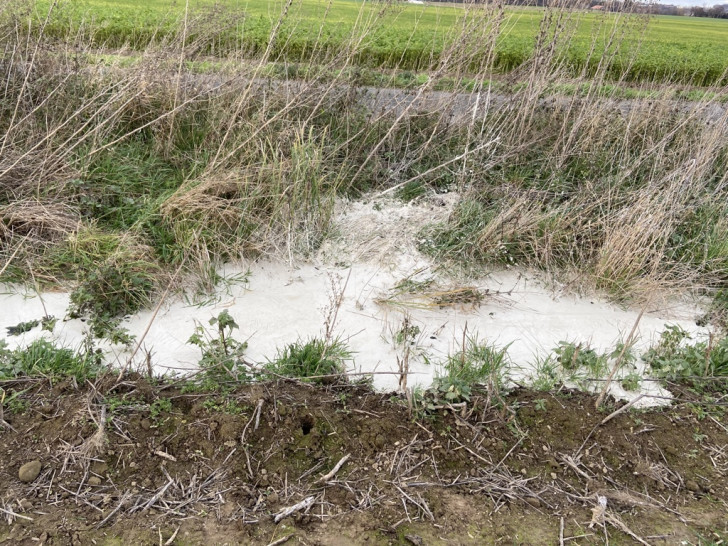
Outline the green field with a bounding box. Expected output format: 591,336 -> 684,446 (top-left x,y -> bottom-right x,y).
36,0 -> 728,85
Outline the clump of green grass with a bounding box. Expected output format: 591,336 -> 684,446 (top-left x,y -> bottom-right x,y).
531,355 -> 560,392
700,288 -> 728,332
714,290 -> 728,331
430,336 -> 511,405
0,338 -> 104,381
418,200 -> 496,266
396,181 -> 427,202
444,337 -> 511,386
266,337 -> 352,384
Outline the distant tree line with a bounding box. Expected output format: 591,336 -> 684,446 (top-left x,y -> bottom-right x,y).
426,0 -> 728,18
688,5 -> 728,18
647,2 -> 728,17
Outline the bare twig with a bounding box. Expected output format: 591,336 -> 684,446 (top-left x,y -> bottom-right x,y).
164,526 -> 181,546
0,234 -> 29,278
493,435 -> 525,471
375,138 -> 500,197
316,454 -> 351,484
0,506 -> 33,521
241,398 -> 264,445
606,512 -> 653,546
266,535 -> 294,546
600,394 -> 645,426
141,478 -> 174,512
116,258 -> 187,383
273,496 -> 316,523
0,388 -> 17,432
96,492 -> 132,528
254,398 -> 264,431
595,306 -> 646,409
154,450 -> 178,462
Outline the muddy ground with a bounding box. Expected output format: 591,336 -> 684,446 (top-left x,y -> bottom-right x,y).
0,376 -> 727,545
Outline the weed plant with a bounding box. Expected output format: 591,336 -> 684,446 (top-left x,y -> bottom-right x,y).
621,372 -> 641,392
643,326 -> 728,382
554,341 -> 608,376
266,337 -> 351,384
188,310 -> 250,389
5,316 -> 56,336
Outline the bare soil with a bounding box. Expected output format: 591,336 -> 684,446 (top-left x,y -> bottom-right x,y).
0,376 -> 727,545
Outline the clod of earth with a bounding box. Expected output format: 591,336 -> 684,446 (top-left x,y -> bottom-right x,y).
18,460 -> 41,483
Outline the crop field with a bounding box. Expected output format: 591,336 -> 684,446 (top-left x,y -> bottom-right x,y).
36,0 -> 728,85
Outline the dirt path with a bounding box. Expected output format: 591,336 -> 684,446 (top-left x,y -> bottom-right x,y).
0,377 -> 726,545
86,55 -> 728,127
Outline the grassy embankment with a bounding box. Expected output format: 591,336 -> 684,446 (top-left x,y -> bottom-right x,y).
0,0 -> 727,378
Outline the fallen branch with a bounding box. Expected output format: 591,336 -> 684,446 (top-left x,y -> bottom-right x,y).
606,512 -> 652,546
241,398 -> 265,444
493,435 -> 525,471
273,496 -> 315,523
142,478 -> 174,512
0,419 -> 16,433
375,138 -> 500,198
254,398 -> 264,431
96,492 -> 131,528
316,454 -> 351,484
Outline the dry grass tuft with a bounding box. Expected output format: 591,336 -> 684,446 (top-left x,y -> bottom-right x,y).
0,200 -> 79,243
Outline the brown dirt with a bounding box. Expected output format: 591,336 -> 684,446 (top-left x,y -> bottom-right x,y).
0,376 -> 727,545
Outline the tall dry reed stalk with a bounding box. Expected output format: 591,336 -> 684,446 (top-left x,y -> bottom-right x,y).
0,0 -> 725,308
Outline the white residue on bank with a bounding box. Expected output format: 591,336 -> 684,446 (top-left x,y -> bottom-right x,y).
0,196 -> 708,406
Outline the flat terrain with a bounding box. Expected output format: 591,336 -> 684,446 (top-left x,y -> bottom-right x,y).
34,0 -> 728,84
